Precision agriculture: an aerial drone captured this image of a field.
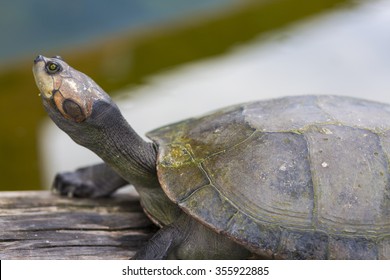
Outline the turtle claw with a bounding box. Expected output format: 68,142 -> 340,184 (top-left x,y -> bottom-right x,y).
51,163 -> 129,198
52,171 -> 96,198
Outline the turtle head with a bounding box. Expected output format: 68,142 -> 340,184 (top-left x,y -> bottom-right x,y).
33,55 -> 113,125
32,54 -> 123,149
33,55 -> 158,189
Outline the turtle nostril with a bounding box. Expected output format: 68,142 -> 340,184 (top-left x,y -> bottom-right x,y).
34,55 -> 44,64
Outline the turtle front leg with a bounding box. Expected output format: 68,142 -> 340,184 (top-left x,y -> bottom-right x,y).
53,162 -> 128,198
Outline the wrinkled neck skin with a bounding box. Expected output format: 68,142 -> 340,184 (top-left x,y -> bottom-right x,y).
87,101 -> 157,187
43,98 -> 180,225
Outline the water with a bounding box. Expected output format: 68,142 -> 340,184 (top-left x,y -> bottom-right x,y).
39,0 -> 390,186
0,0 -> 235,67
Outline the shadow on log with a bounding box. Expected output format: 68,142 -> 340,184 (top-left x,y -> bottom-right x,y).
0,189 -> 157,259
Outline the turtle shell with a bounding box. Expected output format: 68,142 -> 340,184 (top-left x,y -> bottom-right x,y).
147,95 -> 390,259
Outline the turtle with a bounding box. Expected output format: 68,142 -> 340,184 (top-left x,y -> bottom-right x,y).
32,55 -> 390,260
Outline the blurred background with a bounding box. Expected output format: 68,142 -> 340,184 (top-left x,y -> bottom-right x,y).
0,0 -> 389,191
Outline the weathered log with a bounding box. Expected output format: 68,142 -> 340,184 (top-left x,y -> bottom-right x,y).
0,189 -> 157,259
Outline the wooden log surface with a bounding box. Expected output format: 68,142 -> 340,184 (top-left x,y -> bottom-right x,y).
0,189 -> 157,259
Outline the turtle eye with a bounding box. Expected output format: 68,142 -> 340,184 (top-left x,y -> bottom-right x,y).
46,61 -> 61,74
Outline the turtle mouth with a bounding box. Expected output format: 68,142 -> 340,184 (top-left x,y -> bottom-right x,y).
33,55 -> 58,99
36,87 -> 55,100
